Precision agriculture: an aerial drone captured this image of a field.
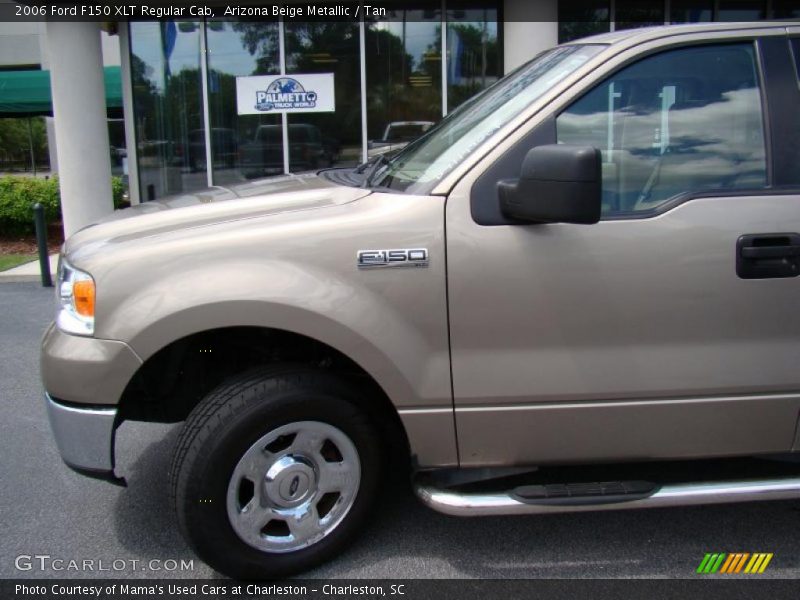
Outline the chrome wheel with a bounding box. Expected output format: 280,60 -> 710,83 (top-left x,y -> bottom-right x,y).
226,421 -> 361,553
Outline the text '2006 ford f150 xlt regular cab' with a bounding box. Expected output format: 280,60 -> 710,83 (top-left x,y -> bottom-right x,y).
42,22 -> 800,578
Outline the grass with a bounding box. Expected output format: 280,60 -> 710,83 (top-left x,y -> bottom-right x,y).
0,254 -> 35,272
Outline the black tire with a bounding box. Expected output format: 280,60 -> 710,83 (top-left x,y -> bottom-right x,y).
170,366 -> 383,579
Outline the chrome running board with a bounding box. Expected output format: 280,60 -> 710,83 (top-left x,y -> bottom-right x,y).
414,477 -> 800,517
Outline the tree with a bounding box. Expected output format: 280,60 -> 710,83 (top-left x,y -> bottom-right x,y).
0,117 -> 48,170
231,21 -> 281,75
445,23 -> 499,110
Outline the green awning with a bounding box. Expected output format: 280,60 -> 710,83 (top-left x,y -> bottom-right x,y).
0,66 -> 122,117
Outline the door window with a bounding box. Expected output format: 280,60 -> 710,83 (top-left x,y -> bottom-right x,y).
556,43 -> 767,217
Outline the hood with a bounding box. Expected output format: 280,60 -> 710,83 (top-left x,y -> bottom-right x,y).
65,173 -> 370,255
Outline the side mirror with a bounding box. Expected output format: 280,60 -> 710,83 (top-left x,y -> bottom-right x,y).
498,144 -> 602,224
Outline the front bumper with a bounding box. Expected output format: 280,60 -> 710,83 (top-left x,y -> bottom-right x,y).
41,323 -> 142,407
44,393 -> 124,484
41,324 -> 141,485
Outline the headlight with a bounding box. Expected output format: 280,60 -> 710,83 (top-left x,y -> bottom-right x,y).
56,258 -> 95,336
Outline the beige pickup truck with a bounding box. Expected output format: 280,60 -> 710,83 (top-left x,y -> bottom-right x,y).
42,22 -> 800,579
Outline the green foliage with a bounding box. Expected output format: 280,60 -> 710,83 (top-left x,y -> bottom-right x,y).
0,117 -> 49,166
111,176 -> 126,209
0,176 -> 60,234
0,175 -> 126,235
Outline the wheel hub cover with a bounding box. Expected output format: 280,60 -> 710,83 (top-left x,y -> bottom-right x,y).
264,455 -> 315,508
225,420 -> 361,554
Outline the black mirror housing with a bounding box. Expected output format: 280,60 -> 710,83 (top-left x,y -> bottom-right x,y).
498,144 -> 602,224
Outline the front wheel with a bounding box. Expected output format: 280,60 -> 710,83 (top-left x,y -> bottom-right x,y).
170,367 -> 382,579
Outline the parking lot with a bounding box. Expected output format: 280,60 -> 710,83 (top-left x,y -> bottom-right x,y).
2,281 -> 800,580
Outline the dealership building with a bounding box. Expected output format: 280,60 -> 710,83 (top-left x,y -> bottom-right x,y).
1,0 -> 798,235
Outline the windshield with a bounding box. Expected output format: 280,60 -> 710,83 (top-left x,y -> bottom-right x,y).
366,44 -> 605,194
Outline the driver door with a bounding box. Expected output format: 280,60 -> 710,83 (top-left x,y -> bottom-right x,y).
447,37 -> 800,467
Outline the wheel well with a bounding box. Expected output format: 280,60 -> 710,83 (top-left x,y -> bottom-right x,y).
118,327 -> 409,466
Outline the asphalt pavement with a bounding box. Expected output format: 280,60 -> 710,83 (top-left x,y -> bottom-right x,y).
2,282 -> 800,580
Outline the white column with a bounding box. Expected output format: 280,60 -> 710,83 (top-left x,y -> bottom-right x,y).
441,0 -> 448,116
278,17 -> 289,175
37,23 -> 59,174
199,21 -> 213,187
45,21 -> 114,237
359,13 -> 368,164
503,0 -> 559,74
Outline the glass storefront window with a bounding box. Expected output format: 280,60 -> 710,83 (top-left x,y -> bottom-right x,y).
446,1 -> 500,112
717,1 -> 765,21
205,19 -> 281,184
285,16 -> 361,172
774,0 -> 800,18
130,21 -> 206,200
558,0 -> 610,44
670,0 -> 713,22
129,3 -> 502,199
107,118 -> 126,179
615,0 -> 664,30
366,4 -> 443,158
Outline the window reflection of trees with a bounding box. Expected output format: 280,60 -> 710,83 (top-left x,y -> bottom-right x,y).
366,14 -> 442,143
131,22 -> 206,198
285,21 -> 361,169
231,22 -> 280,74
446,21 -> 499,110
205,21 -> 280,182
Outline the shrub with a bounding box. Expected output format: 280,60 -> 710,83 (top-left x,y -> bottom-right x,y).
0,176 -> 60,235
0,175 -> 126,235
111,176 -> 126,209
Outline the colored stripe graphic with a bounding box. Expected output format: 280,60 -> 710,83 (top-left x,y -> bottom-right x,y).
699,552 -> 772,574
733,553 -> 750,573
699,553 -> 727,574
746,554 -> 762,573
697,554 -> 713,573
711,553 -> 726,573
719,554 -> 736,573
758,554 -> 774,573
745,553 -> 774,573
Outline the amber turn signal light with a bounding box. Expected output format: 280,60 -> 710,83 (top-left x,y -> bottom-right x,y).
72,279 -> 95,317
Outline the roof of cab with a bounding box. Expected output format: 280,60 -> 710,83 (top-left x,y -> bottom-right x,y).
570,20 -> 793,46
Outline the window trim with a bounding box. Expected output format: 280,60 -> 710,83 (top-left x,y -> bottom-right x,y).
759,36 -> 800,188
790,37 -> 800,84
588,187 -> 800,221
753,35 -> 774,188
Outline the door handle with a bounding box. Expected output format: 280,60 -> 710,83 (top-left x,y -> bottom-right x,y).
740,245 -> 800,259
737,233 -> 800,279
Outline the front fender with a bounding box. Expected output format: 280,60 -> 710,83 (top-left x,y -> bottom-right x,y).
91,193 -> 456,466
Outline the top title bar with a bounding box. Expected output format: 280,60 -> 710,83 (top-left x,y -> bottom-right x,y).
3,0 -> 714,22
3,2 -> 397,21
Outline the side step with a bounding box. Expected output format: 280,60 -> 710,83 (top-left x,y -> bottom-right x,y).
414,476 -> 800,516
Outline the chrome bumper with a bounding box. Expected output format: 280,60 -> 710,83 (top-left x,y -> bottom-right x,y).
45,393 -> 123,484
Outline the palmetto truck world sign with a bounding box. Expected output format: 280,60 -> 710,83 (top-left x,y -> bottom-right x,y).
236,74 -> 335,115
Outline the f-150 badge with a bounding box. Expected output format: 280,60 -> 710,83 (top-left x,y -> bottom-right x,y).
357,248 -> 429,268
